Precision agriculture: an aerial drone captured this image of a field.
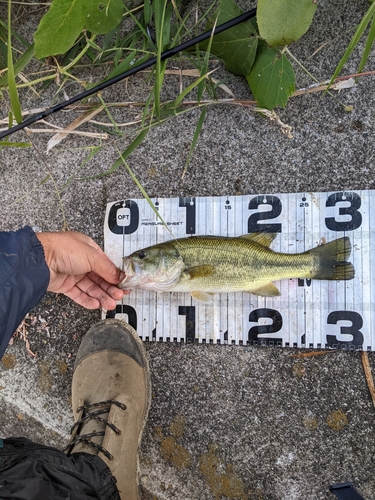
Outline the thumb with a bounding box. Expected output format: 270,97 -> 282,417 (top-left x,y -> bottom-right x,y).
87,246 -> 125,284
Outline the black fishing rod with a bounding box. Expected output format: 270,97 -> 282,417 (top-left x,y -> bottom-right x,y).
0,7 -> 256,140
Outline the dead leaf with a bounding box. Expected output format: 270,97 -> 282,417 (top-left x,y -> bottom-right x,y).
47,104 -> 104,152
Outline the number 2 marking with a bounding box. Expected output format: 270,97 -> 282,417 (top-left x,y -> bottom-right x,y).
248,308 -> 283,345
248,196 -> 282,233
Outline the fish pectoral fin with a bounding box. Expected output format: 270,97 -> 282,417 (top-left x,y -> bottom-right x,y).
191,291 -> 213,303
238,232 -> 278,248
248,282 -> 281,297
184,265 -> 215,280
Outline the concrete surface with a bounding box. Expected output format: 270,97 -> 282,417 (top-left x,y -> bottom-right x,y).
1,0 -> 375,498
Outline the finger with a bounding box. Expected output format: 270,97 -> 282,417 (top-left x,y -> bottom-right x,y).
86,245 -> 125,285
63,286 -> 103,310
65,284 -> 130,309
86,272 -> 129,300
75,275 -> 121,310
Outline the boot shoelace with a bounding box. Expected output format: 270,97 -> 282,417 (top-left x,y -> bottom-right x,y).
64,400 -> 126,460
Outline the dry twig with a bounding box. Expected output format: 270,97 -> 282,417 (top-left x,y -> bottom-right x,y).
361,351 -> 375,409
10,314 -> 36,358
291,350 -> 339,358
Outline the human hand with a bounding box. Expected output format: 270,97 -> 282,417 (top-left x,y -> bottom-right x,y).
36,231 -> 129,310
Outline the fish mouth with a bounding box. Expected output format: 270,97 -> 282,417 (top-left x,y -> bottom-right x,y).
118,255 -> 185,291
118,258 -> 139,289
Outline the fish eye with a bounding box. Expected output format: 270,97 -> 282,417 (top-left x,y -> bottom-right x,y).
138,250 -> 146,259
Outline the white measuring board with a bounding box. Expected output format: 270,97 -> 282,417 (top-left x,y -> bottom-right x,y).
103,191 -> 373,350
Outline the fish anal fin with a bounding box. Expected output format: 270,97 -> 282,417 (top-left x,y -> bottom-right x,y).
248,282 -> 281,297
191,291 -> 213,303
184,265 -> 215,280
239,232 -> 278,248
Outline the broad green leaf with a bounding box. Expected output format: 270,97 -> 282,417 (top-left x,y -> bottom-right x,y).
201,0 -> 258,76
247,42 -> 295,109
84,0 -> 124,34
34,0 -> 83,58
257,0 -> 317,47
34,0 -> 123,58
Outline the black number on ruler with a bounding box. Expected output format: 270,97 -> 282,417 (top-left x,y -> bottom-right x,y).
325,192 -> 362,231
179,197 -> 196,234
326,311 -> 364,348
298,278 -> 311,287
107,304 -> 137,330
248,196 -> 282,233
248,308 -> 283,345
178,306 -> 196,342
108,200 -> 139,235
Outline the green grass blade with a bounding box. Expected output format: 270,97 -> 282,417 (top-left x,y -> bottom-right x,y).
92,123 -> 123,137
142,91 -> 156,127
116,150 -> 175,238
101,51 -> 149,83
358,12 -> 375,73
60,145 -> 102,192
98,94 -> 122,136
10,174 -> 50,207
7,0 -> 22,123
0,43 -> 34,88
0,141 -> 31,147
123,3 -> 150,39
197,16 -> 217,102
143,0 -> 152,25
80,128 -> 149,179
0,19 -> 31,48
174,69 -> 216,108
154,0 -> 169,118
327,1 -> 375,88
182,105 -> 207,177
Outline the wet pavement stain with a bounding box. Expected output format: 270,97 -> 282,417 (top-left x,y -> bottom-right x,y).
155,414 -> 191,468
199,443 -> 249,500
56,359 -> 68,375
38,360 -> 52,393
292,362 -> 306,378
1,353 -> 16,370
302,414 -> 318,431
326,410 -> 348,431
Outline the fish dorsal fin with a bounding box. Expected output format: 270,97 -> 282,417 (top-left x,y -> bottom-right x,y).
248,282 -> 281,297
184,265 -> 215,280
191,291 -> 213,303
238,232 -> 277,248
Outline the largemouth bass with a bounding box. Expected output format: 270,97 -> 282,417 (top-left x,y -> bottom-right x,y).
119,233 -> 355,303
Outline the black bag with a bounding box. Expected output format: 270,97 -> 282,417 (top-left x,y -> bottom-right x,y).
0,437 -> 120,500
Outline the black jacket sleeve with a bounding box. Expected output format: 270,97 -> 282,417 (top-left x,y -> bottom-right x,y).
0,226 -> 50,358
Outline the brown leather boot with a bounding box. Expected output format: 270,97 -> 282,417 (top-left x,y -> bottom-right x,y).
65,319 -> 151,500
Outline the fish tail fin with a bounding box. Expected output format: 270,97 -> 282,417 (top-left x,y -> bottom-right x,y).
307,237 -> 355,280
